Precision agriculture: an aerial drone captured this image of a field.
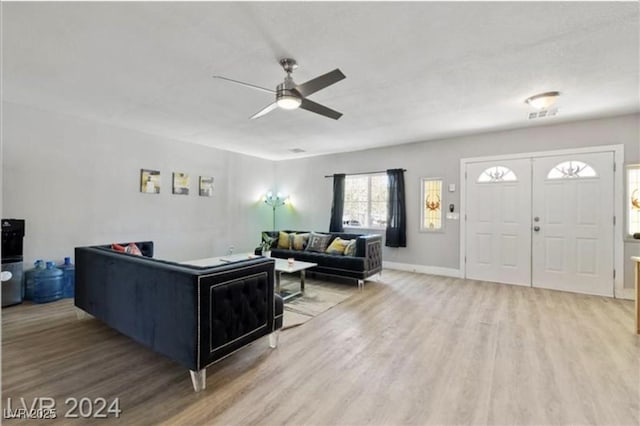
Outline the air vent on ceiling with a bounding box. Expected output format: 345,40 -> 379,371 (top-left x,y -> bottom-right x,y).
528,108 -> 558,119
289,148 -> 306,153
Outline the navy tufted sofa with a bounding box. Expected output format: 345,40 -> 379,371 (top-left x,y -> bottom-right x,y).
75,241 -> 283,392
260,231 -> 383,286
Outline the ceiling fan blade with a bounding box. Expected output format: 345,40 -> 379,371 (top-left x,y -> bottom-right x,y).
250,102 -> 278,120
293,69 -> 346,97
299,98 -> 343,120
213,76 -> 275,94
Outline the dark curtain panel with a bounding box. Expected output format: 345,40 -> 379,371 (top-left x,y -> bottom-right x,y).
386,169 -> 407,247
329,173 -> 346,232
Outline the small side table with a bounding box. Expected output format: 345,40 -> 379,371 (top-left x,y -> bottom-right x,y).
632,256 -> 640,334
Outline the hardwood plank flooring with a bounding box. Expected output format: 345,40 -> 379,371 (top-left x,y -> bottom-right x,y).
2,270 -> 638,425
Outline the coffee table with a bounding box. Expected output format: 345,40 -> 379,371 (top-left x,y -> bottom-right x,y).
274,258 -> 318,302
180,255 -> 317,302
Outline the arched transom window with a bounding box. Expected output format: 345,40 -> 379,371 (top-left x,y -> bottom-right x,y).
547,161 -> 597,179
477,166 -> 517,183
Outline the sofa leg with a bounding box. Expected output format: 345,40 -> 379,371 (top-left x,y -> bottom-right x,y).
269,330 -> 280,348
357,279 -> 364,289
189,369 -> 206,392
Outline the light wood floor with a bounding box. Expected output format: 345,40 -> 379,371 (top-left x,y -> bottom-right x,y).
2,270 -> 639,425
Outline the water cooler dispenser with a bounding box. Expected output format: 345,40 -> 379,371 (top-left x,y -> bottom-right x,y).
1,219 -> 25,307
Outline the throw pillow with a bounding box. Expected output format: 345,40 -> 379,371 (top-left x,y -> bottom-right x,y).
325,237 -> 349,255
292,233 -> 310,250
344,239 -> 357,257
125,243 -> 143,256
277,231 -> 293,249
305,232 -> 332,253
111,243 -> 126,253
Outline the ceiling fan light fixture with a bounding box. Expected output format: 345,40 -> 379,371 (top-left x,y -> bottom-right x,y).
276,95 -> 301,110
525,91 -> 560,110
215,57 -> 344,120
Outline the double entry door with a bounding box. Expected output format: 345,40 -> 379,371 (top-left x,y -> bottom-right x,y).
465,151 -> 614,297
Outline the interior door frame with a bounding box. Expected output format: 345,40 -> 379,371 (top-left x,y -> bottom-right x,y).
460,144 -> 624,298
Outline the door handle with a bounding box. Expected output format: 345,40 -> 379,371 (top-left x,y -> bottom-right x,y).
533,226 -> 541,232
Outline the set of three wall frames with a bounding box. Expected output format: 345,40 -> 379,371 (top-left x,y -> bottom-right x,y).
140,169 -> 214,197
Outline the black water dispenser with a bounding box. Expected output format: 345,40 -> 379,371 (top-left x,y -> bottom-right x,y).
2,219 -> 25,307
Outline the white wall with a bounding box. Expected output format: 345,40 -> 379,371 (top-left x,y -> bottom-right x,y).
275,113 -> 640,290
3,103 -> 638,292
1,102 -> 273,264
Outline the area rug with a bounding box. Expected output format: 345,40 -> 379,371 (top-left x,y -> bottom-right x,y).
280,278 -> 357,329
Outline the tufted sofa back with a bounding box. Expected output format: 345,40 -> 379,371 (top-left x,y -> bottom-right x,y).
75,243 -> 280,372
260,230 -> 383,280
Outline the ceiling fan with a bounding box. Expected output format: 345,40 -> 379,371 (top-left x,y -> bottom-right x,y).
213,58 -> 345,120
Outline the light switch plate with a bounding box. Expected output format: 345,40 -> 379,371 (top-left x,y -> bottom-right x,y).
448,183 -> 456,192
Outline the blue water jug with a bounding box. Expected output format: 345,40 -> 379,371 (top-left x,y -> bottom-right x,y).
59,257 -> 75,298
33,261 -> 63,304
24,259 -> 45,300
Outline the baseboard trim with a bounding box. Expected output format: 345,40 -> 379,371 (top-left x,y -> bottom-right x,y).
383,261 -> 462,278
616,287 -> 635,301
382,262 -> 635,300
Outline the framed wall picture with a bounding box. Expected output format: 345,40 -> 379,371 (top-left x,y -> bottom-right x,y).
172,172 -> 190,195
140,169 -> 160,194
199,176 -> 214,197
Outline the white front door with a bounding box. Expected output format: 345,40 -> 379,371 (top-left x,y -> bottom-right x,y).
465,159 -> 532,286
531,152 -> 615,296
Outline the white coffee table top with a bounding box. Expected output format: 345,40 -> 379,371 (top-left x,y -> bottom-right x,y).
181,254 -> 259,267
274,258 -> 318,273
181,255 -> 317,273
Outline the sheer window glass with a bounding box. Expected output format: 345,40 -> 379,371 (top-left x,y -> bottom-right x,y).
547,161 -> 597,179
477,166 -> 517,183
343,174 -> 389,228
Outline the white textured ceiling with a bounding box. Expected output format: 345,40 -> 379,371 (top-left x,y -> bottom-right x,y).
3,2 -> 639,160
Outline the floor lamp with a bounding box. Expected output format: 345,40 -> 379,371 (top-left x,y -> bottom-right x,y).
264,192 -> 289,231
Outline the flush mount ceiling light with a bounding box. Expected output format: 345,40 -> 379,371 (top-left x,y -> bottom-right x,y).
525,91 -> 560,109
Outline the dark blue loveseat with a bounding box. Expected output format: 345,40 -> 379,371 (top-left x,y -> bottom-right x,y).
74,241 -> 283,392
260,230 -> 383,285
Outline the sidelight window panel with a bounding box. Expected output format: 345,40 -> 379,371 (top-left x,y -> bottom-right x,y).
628,165 -> 640,236
421,178 -> 443,231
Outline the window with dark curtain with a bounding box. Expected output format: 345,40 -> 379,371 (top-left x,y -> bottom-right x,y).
386,169 -> 406,247
329,173 -> 346,232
